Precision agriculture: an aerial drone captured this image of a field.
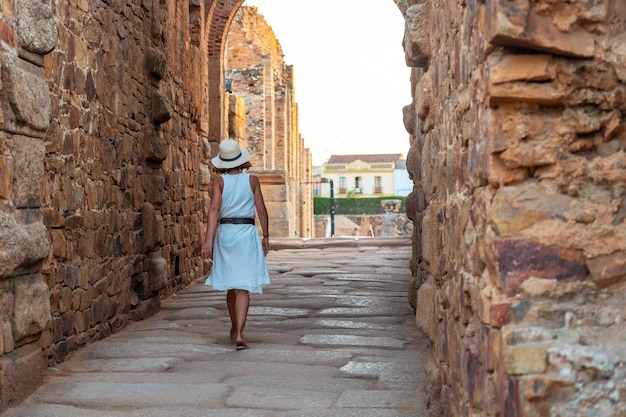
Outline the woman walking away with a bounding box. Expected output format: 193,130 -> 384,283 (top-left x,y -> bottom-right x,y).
201,138 -> 271,351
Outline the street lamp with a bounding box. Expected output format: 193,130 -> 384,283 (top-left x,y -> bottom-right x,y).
302,178 -> 335,238
320,178 -> 335,237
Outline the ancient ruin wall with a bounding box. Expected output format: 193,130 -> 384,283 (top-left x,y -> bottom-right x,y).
225,6 -> 313,238
0,1 -> 214,407
39,0 -> 213,361
404,0 -> 626,416
0,0 -> 56,408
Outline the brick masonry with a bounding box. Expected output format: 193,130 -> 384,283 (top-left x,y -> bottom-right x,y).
403,0 -> 626,415
0,0 -> 213,409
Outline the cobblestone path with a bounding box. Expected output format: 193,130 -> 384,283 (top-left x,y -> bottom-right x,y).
3,237 -> 428,417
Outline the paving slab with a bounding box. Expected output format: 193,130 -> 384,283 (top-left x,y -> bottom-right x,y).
33,382 -> 230,408
336,389 -> 423,409
225,386 -> 337,410
1,237 -> 428,416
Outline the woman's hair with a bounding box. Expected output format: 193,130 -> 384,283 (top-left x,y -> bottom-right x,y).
212,161 -> 252,174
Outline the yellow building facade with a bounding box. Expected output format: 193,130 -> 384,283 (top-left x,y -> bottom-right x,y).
320,154 -> 404,197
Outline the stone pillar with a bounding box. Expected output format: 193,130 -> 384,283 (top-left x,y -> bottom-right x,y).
0,0 -> 56,409
254,170 -> 293,237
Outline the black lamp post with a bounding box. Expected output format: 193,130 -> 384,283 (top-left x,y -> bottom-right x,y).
320,178 -> 335,237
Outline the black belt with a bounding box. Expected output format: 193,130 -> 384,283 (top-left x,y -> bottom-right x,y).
220,217 -> 255,225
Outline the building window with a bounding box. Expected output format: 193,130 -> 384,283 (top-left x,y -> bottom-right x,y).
374,176 -> 382,194
355,177 -> 362,194
339,176 -> 347,194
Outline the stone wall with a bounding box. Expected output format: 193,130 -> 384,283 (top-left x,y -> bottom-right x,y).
1,0 -> 214,407
403,0 -> 626,416
39,0 -> 213,360
0,0 -> 56,408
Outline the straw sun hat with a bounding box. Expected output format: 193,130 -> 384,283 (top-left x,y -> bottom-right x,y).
211,138 -> 251,169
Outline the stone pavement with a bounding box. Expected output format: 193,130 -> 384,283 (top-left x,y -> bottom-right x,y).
2,237 -> 429,417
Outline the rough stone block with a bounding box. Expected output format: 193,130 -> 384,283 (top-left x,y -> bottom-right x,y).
404,3 -> 431,68
586,250 -> 626,288
415,70 -> 433,122
148,254 -> 167,292
8,136 -> 45,208
521,373 -> 574,401
144,172 -> 165,206
0,212 -> 50,279
0,355 -> 16,409
151,90 -> 173,125
12,274 -> 51,343
403,103 -> 416,136
141,202 -> 163,254
0,287 -> 13,323
416,275 -> 436,341
144,130 -> 168,163
0,54 -> 51,132
489,82 -> 565,106
487,154 -> 528,188
486,0 -> 595,58
16,0 -> 57,55
50,229 -> 67,259
489,54 -> 555,84
490,238 -> 587,295
199,164 -> 211,190
145,47 -> 166,80
490,303 -> 511,328
505,344 -> 548,375
488,182 -> 573,238
261,183 -> 287,202
92,294 -> 110,324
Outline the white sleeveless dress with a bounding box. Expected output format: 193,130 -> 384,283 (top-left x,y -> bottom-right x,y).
205,173 -> 270,294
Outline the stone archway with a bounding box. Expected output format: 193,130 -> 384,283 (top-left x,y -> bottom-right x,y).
205,0 -> 246,145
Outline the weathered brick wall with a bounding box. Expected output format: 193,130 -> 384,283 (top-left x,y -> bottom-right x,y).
0,0 -> 55,408
37,0 -> 213,366
403,0 -> 626,416
0,0 -> 214,398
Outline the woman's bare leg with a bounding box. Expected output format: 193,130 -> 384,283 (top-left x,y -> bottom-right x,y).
233,289 -> 250,346
226,289 -> 236,340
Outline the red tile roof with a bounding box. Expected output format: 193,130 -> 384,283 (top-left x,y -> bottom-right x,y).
326,154 -> 403,164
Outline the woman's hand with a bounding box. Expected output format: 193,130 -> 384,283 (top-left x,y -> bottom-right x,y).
201,240 -> 214,260
262,236 -> 269,256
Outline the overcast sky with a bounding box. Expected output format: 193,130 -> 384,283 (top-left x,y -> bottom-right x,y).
242,0 -> 412,166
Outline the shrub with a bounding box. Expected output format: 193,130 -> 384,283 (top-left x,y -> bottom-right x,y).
313,196 -> 406,215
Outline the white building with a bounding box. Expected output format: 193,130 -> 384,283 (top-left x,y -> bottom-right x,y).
319,154 -> 410,197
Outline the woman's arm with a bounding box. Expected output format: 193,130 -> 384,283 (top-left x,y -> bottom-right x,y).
201,176 -> 223,259
250,175 -> 269,256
